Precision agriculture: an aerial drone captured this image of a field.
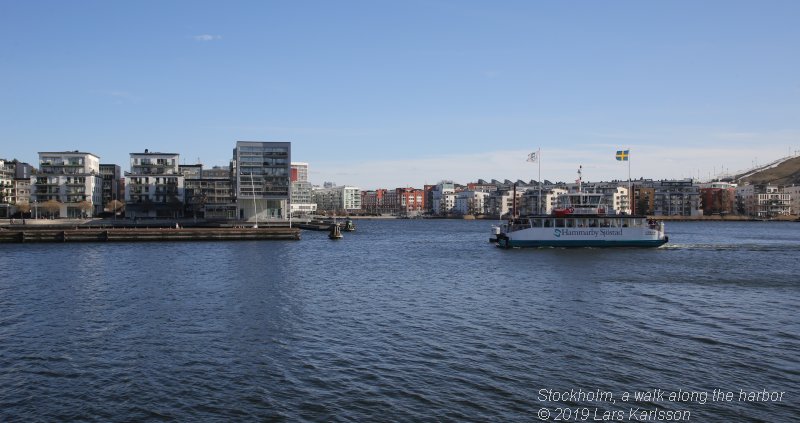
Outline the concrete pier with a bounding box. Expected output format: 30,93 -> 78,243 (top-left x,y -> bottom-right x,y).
0,227 -> 300,243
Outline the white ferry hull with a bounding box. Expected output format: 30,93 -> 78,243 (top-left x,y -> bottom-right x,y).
497,226 -> 668,248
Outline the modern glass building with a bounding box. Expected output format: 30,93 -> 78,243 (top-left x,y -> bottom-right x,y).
232,141 -> 291,221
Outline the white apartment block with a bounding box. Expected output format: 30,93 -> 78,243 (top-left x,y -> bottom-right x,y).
431,181 -> 456,215
455,191 -> 489,215
125,150 -> 185,218
0,160 -> 13,217
32,151 -> 103,218
290,162 -> 316,216
0,160 -> 13,203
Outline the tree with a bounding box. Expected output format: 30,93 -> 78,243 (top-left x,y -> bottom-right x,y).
77,200 -> 93,218
636,196 -> 651,216
190,193 -> 207,219
439,196 -> 449,216
138,197 -> 154,216
167,194 -> 183,218
42,199 -> 61,218
16,201 -> 31,217
108,199 -> 125,215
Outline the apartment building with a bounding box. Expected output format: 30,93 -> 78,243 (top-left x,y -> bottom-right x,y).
736,184 -> 791,217
395,187 -> 425,215
290,162 -> 316,216
99,164 -> 122,214
454,190 -> 489,215
699,181 -> 737,215
0,160 -> 13,217
32,151 -> 103,218
361,189 -> 387,215
519,187 -> 566,216
485,189 -> 518,217
181,164 -> 236,219
636,179 -> 702,217
431,181 -> 456,215
125,150 -> 184,218
785,185 -> 800,215
312,185 -> 361,214
232,141 -> 291,221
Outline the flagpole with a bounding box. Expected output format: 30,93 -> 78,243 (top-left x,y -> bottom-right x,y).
628,149 -> 632,214
538,148 -> 542,215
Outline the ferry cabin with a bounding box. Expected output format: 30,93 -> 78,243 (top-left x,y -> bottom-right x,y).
509,216 -> 660,231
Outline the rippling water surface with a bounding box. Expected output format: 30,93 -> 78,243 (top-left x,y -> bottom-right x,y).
1,220 -> 798,421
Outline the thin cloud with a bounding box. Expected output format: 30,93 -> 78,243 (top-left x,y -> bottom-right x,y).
94,89 -> 140,104
193,34 -> 222,41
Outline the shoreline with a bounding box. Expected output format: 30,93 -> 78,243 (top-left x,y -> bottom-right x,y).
1,214 -> 797,231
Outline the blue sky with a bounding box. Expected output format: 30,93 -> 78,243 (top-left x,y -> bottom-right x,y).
1,0 -> 798,189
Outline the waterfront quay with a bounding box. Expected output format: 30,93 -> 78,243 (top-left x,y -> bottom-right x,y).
0,225 -> 300,243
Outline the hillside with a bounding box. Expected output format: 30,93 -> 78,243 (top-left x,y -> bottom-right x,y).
739,156 -> 800,186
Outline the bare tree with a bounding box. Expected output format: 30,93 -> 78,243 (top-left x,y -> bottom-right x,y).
16,201 -> 31,217
191,193 -> 207,219
167,194 -> 183,218
42,199 -> 61,218
77,200 -> 93,218
108,199 -> 125,215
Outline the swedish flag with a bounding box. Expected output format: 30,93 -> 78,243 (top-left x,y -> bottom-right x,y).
616,150 -> 629,161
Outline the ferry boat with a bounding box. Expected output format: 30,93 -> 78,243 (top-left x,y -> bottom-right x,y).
495,190 -> 668,249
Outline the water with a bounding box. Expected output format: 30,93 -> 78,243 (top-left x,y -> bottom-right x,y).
1,220 -> 798,421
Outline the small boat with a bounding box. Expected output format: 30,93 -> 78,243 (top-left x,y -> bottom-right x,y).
329,223 -> 343,240
341,218 -> 356,232
496,168 -> 668,248
489,225 -> 501,243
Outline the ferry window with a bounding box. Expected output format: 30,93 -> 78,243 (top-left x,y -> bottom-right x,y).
588,219 -> 597,227
544,219 -> 552,228
566,219 -> 575,228
532,219 -> 543,228
555,219 -> 565,228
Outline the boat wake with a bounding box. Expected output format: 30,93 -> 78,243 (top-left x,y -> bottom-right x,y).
663,243 -> 800,252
